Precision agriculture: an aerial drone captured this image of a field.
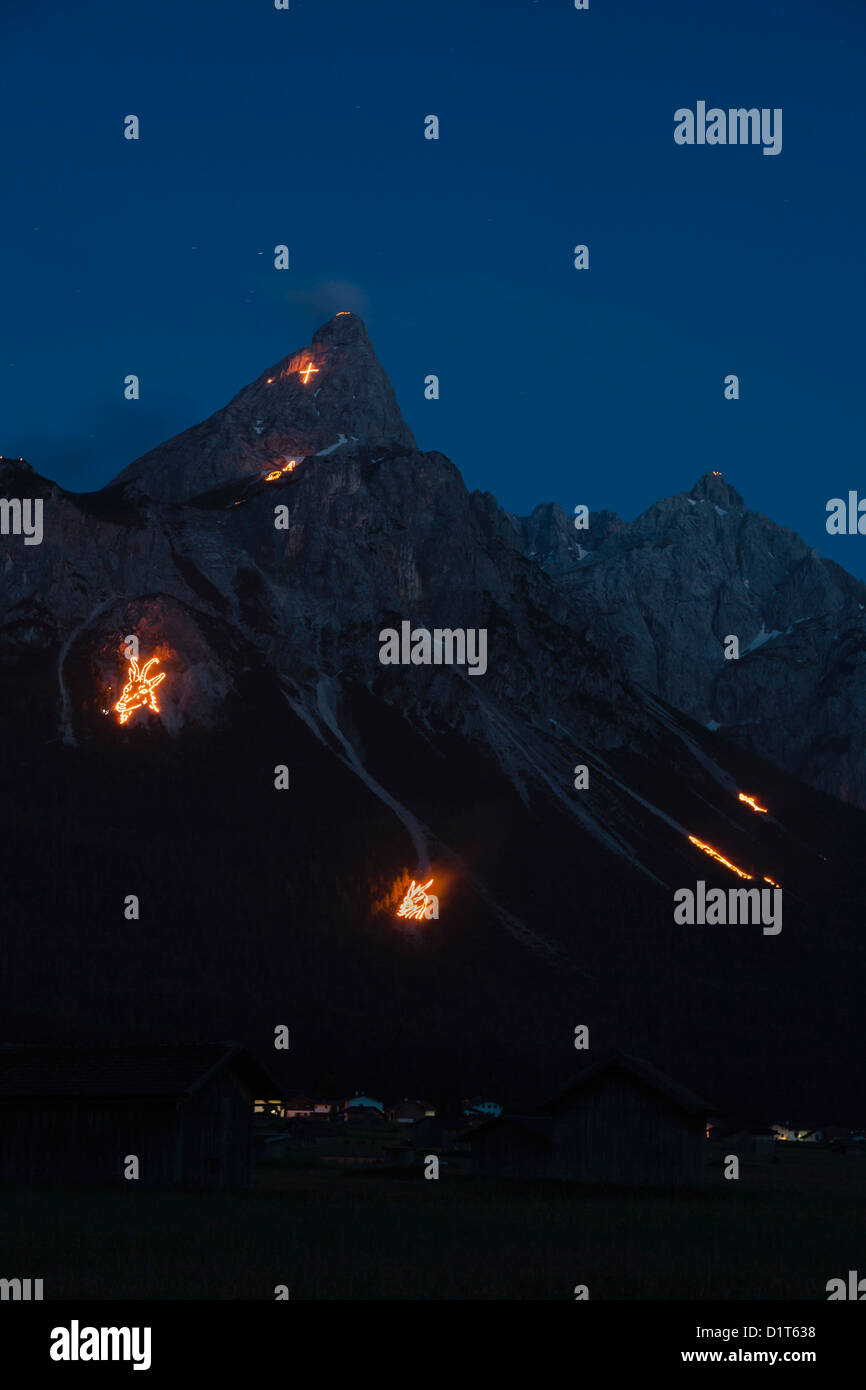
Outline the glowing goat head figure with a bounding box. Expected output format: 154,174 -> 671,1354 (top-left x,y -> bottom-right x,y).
397,878 -> 439,921
114,655 -> 166,725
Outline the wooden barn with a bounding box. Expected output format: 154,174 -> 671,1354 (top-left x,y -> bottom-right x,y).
546,1052 -> 713,1189
468,1115 -> 552,1179
0,1043 -> 282,1189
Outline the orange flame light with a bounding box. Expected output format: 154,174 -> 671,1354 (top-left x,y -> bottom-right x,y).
114,655 -> 166,725
397,878 -> 434,920
688,835 -> 753,881
299,361 -> 319,384
738,792 -> 768,814
264,460 -> 298,482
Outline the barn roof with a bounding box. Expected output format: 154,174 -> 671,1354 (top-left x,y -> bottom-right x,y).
0,1043 -> 283,1101
545,1051 -> 714,1117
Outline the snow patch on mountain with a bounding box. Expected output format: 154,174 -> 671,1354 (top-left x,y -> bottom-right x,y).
316,434 -> 348,457
745,624 -> 782,653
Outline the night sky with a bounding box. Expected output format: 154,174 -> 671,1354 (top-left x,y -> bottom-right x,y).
2,0 -> 865,572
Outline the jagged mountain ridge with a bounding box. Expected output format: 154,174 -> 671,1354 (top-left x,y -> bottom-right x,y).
514,472 -> 866,806
1,316 -> 865,1112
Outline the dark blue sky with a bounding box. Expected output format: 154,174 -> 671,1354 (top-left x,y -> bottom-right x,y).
2,0 -> 865,571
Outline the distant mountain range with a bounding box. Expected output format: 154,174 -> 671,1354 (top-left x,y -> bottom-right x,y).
1,315 -> 863,1118
516,470 -> 866,808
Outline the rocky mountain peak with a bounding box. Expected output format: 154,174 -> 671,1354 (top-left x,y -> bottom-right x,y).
111,313 -> 415,502
689,471 -> 744,510
311,310 -> 371,349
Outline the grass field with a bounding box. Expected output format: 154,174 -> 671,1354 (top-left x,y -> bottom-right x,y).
1,1145 -> 862,1300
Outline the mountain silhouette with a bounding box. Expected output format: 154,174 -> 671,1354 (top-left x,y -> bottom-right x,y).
1,318 -> 863,1119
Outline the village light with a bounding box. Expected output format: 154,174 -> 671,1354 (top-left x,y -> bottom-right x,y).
738,792 -> 768,814
114,655 -> 165,725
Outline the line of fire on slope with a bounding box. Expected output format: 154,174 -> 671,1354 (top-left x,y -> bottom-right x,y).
679,789 -> 782,931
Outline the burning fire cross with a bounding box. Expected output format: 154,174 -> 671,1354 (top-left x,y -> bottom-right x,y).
397,878 -> 439,921
114,656 -> 165,725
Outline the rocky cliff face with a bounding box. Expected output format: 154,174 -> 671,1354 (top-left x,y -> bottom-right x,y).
515,471 -> 866,806
2,315 -> 644,772
2,317 -> 865,1111
111,313 -> 416,503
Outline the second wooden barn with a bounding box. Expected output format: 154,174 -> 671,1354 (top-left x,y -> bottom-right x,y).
545,1051 -> 713,1189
